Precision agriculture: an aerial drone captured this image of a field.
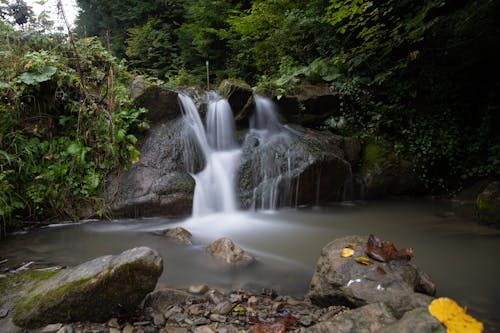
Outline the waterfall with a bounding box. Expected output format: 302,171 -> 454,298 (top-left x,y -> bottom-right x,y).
179,93 -> 241,216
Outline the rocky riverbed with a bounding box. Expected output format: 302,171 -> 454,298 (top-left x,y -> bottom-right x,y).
0,235 -> 473,333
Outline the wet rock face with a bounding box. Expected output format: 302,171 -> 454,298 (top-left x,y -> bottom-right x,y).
218,80 -> 255,127
206,237 -> 255,267
13,247 -> 163,328
109,116 -> 195,217
306,235 -> 436,317
238,125 -> 351,209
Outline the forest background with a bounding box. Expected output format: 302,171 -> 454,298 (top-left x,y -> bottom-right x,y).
0,0 -> 499,234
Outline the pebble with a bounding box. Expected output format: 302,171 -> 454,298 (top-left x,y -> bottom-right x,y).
207,289 -> 226,305
122,324 -> 134,333
153,312 -> 166,326
109,328 -> 121,333
41,323 -> 63,333
133,321 -> 151,326
229,293 -> 243,303
213,300 -> 233,314
168,312 -> 186,324
194,325 -> 216,333
271,302 -> 284,312
107,318 -> 120,329
163,326 -> 188,333
209,313 -> 226,323
300,316 -> 313,327
189,284 -> 209,294
247,296 -> 258,310
188,303 -> 205,315
0,308 -> 8,318
192,317 -> 211,326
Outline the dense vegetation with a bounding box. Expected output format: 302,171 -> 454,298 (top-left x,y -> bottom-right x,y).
1,0 -> 499,233
76,0 -> 500,192
0,1 -> 147,236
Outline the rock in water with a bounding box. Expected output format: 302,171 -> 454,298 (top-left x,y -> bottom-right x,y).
13,247 -> 163,328
207,237 -> 254,267
306,236 -> 436,317
160,227 -> 193,245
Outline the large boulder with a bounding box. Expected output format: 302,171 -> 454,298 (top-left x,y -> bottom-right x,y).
307,236 -> 435,317
475,181 -> 500,227
206,237 -> 255,267
133,85 -> 182,123
238,125 -> 352,208
13,247 -> 163,328
356,139 -> 420,199
274,85 -> 341,128
109,113 -> 195,217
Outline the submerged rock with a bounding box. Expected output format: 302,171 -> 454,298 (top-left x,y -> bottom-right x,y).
159,227 -> 193,245
206,237 -> 255,267
13,247 -> 163,328
307,236 -> 435,317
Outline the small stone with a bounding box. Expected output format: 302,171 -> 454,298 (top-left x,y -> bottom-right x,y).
42,323 -> 63,333
194,325 -> 216,333
167,312 -> 186,324
192,318 -> 211,326
164,305 -> 184,318
164,326 -> 188,333
206,237 -> 254,266
188,284 -> 209,294
122,323 -> 134,333
188,303 -> 205,315
213,300 -> 233,314
216,325 -> 239,333
207,289 -> 226,305
0,308 -> 8,318
271,302 -> 284,312
285,296 -> 301,305
133,321 -> 151,326
160,227 -> 193,245
299,316 -> 313,327
109,328 -> 121,333
229,294 -> 243,303
153,313 -> 166,327
247,296 -> 258,310
108,318 -> 120,329
209,314 -> 226,323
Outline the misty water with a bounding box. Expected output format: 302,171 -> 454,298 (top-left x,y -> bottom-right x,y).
1,201 -> 500,330
2,93 -> 498,331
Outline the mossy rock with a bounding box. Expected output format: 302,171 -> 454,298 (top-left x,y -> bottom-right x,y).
357,138 -> 419,198
13,247 -> 163,328
475,181 -> 500,226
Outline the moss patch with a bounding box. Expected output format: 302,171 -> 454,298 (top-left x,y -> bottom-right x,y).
359,139 -> 395,175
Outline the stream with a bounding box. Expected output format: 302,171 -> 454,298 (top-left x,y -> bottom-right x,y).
1,199 -> 499,331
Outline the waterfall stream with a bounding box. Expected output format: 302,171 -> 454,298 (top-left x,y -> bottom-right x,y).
179,93 -> 241,216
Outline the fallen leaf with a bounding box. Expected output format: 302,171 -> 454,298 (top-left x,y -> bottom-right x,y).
341,248 -> 354,257
233,305 -> 246,312
428,297 -> 483,333
348,242 -> 358,248
355,257 -> 372,265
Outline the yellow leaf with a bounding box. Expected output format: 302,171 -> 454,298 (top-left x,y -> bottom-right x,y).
341,248 -> 354,257
428,297 -> 483,333
355,257 -> 372,265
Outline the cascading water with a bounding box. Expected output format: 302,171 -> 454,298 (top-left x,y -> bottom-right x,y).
179,93 -> 241,216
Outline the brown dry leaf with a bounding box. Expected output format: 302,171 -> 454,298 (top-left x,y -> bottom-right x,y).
355,257 -> 372,265
428,297 -> 483,333
248,322 -> 286,333
341,248 -> 355,257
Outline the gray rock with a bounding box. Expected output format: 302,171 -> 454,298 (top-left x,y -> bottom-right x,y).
476,181 -> 500,226
41,323 -> 63,333
0,308 -> 8,318
109,116 -> 195,217
206,238 -> 254,266
239,125 -> 351,208
301,303 -> 396,333
213,300 -> 233,315
134,86 -> 181,123
194,325 -> 216,333
160,227 -> 193,245
144,288 -> 196,314
123,324 -> 135,333
381,307 -> 445,333
13,247 -> 162,328
153,312 -> 166,327
208,314 -> 226,323
164,326 -> 189,333
307,236 -> 435,317
188,284 -> 209,294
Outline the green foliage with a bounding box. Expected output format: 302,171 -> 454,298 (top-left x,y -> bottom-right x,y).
0,16 -> 147,234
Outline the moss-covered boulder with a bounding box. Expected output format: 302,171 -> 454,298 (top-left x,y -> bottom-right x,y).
475,181 -> 500,226
356,139 -> 420,199
13,247 -> 163,328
